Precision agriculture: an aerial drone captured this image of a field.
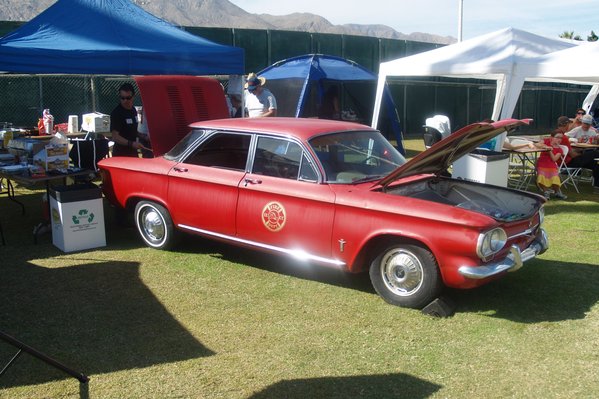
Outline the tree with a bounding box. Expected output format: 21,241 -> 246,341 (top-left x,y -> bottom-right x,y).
559,30 -> 590,41
560,31 -> 575,39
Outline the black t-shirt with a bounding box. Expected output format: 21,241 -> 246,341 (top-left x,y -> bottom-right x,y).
110,104 -> 138,142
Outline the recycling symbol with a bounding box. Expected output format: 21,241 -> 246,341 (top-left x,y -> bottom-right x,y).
71,209 -> 94,224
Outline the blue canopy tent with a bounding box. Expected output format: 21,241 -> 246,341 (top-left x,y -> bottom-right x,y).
258,54 -> 404,153
0,0 -> 244,75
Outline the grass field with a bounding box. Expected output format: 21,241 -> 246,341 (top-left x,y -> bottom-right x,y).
1,138 -> 598,398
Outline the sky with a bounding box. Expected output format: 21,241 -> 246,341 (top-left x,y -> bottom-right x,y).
229,0 -> 598,41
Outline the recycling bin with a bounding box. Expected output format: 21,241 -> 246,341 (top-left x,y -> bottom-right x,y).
452,149 -> 510,187
50,183 -> 106,252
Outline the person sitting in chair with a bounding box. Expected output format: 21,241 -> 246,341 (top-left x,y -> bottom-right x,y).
555,116 -> 599,195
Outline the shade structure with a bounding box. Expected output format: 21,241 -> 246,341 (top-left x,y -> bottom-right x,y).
258,54 -> 404,153
0,0 -> 244,75
371,27 -> 579,149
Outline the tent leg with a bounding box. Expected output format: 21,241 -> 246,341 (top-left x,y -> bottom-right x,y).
0,330 -> 88,383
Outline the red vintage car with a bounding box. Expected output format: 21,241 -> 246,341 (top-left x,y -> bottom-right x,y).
98,115 -> 548,309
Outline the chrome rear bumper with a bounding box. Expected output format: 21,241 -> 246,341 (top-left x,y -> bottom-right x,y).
458,228 -> 549,279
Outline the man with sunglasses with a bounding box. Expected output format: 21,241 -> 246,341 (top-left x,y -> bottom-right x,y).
567,108 -> 588,132
110,83 -> 146,157
556,116 -> 599,194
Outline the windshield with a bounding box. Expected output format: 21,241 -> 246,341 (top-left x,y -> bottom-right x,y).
309,130 -> 406,183
164,129 -> 206,160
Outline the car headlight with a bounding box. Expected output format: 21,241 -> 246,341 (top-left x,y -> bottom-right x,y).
477,227 -> 507,259
538,206 -> 545,226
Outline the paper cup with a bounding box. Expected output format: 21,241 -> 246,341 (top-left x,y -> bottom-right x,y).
68,115 -> 79,133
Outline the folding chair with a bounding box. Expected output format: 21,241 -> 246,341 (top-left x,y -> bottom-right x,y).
422,126 -> 443,149
422,115 -> 450,149
558,145 -> 582,193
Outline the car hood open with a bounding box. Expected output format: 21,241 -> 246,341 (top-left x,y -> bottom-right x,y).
375,119 -> 531,188
135,75 -> 230,157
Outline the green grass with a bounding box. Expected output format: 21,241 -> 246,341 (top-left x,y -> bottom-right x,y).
1,138 -> 598,398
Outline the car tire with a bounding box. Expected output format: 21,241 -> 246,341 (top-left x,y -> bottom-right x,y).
369,243 -> 442,309
134,201 -> 176,250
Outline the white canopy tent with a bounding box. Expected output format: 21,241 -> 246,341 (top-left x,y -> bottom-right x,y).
371,27 -> 579,148
513,42 -> 599,113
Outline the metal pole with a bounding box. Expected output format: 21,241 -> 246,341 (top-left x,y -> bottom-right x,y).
0,330 -> 88,383
458,0 -> 464,42
90,76 -> 97,112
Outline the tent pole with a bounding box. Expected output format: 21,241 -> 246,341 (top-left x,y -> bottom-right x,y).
90,76 -> 97,112
458,0 -> 463,42
38,76 -> 43,115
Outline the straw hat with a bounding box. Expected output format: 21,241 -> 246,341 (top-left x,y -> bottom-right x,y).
245,73 -> 266,91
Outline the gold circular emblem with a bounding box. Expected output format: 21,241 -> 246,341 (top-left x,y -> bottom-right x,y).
262,201 -> 286,232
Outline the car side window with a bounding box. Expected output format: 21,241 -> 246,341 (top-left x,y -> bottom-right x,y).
253,137 -> 316,181
299,153 -> 318,182
184,132 -> 250,170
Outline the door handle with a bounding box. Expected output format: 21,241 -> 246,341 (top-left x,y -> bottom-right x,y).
173,166 -> 188,172
244,178 -> 262,186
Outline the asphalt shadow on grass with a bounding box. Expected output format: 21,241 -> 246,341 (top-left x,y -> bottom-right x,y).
0,257 -> 214,388
448,260 -> 599,322
249,373 -> 442,399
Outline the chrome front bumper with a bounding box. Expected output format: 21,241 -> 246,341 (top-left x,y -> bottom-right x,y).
458,228 -> 549,280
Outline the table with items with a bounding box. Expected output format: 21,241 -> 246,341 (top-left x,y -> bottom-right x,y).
571,142 -> 599,150
503,147 -> 550,190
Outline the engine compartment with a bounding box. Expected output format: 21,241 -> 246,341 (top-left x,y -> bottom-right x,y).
389,177 -> 541,222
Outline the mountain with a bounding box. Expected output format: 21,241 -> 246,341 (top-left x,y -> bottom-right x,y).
0,0 -> 456,45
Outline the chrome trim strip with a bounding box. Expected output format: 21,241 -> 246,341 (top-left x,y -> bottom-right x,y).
178,224 -> 346,267
459,228 -> 548,279
507,222 -> 539,240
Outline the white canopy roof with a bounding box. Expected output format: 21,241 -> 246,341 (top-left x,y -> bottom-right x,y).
372,27 -> 579,133
514,41 -> 599,84
513,42 -> 599,111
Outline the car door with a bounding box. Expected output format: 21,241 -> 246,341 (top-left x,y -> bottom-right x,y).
236,136 -> 338,263
167,131 -> 250,237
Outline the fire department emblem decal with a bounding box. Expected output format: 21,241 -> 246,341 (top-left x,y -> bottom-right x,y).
262,202 -> 286,232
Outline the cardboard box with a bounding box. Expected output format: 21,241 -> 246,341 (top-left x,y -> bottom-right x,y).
45,156 -> 69,171
81,112 -> 110,133
50,183 -> 106,252
33,142 -> 69,171
46,142 -> 68,157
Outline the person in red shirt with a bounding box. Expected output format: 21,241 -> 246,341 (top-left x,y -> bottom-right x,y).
537,130 -> 567,200
555,116 -> 599,194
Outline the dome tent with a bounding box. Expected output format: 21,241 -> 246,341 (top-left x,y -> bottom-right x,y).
257,54 -> 404,154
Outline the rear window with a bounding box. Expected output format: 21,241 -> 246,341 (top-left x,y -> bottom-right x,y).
164,129 -> 206,160
182,132 -> 251,171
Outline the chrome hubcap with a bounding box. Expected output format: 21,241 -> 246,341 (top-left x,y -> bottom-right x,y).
140,207 -> 165,243
380,249 -> 423,296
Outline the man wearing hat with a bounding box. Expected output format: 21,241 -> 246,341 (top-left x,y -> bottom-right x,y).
244,73 -> 277,117
566,114 -> 598,143
556,115 -> 599,194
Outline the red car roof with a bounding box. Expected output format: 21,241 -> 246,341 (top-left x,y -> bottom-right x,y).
190,117 -> 376,142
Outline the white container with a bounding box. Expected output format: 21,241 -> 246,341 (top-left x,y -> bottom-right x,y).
50,183 -> 106,252
68,115 -> 79,133
44,120 -> 54,135
452,149 -> 509,187
81,112 -> 110,133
